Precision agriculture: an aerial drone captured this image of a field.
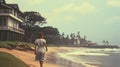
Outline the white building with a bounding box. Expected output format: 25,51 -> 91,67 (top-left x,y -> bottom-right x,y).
0,0 -> 24,41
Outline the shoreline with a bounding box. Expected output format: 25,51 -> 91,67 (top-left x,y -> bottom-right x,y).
0,47 -> 85,67
0,47 -> 104,67
53,47 -> 100,67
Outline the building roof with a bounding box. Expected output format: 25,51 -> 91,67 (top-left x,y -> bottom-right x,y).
0,4 -> 12,9
7,4 -> 23,14
0,0 -> 23,15
7,4 -> 19,9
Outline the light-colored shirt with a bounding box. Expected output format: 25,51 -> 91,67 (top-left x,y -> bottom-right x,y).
34,38 -> 46,48
35,38 -> 46,53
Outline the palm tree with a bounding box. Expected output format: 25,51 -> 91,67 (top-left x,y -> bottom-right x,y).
106,41 -> 109,45
84,35 -> 87,40
103,40 -> 105,45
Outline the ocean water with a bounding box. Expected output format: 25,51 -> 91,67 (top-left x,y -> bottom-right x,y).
56,48 -> 120,67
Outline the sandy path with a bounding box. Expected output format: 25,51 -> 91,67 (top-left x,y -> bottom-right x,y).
0,47 -> 60,67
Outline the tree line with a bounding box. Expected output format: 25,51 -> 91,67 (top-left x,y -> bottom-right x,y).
21,11 -> 90,46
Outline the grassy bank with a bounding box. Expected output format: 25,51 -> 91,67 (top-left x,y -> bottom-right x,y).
0,51 -> 29,67
0,41 -> 34,50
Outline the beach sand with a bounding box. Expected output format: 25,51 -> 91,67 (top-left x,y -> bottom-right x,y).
0,47 -> 61,67
0,47 -> 100,67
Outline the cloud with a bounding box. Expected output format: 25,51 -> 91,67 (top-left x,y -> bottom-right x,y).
6,0 -> 44,6
24,0 -> 44,5
107,0 -> 120,7
46,2 -> 100,26
104,16 -> 120,24
46,2 -> 99,23
75,2 -> 99,14
64,16 -> 77,22
52,2 -> 99,15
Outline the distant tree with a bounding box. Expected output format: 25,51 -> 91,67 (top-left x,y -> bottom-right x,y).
103,40 -> 106,45
65,35 -> 70,45
40,26 -> 59,35
77,32 -> 81,39
61,33 -> 65,44
106,41 -> 109,45
84,35 -> 86,40
40,26 -> 60,44
23,11 -> 46,43
62,33 -> 65,37
70,33 -> 74,44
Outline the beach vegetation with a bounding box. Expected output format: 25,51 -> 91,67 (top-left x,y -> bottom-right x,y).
0,41 -> 34,50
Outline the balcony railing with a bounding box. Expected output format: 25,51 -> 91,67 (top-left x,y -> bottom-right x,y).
0,9 -> 24,21
0,26 -> 24,34
0,9 -> 12,13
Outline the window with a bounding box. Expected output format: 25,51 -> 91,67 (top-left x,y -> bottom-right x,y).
3,19 -> 6,26
0,9 -> 4,13
0,18 -> 6,26
13,20 -> 18,28
0,19 -> 2,26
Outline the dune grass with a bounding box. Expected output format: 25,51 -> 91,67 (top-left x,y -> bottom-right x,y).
0,51 -> 29,67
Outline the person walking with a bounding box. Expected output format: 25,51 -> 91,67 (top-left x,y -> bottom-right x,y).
34,32 -> 48,67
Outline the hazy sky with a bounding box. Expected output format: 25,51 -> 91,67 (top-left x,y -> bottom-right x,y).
7,0 -> 120,45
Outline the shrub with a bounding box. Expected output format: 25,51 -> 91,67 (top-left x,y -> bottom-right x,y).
0,41 -> 34,50
0,41 -> 11,48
